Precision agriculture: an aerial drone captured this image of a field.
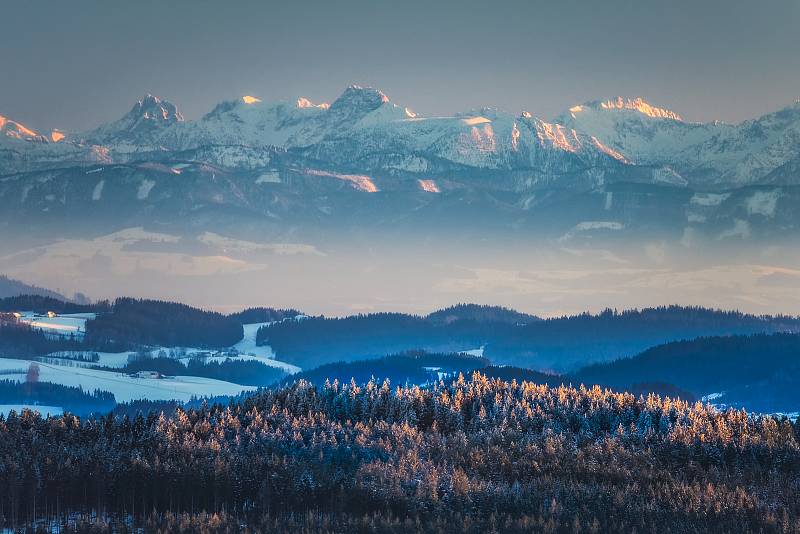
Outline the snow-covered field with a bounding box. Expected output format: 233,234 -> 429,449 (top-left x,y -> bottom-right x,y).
40,322 -> 301,374
0,320 -> 299,406
230,322 -> 301,373
0,359 -> 256,403
16,312 -> 95,339
42,350 -> 136,369
0,404 -> 63,417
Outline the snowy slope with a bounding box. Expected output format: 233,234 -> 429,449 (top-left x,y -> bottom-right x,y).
0,358 -> 256,403
559,97 -> 800,188
231,322 -> 301,373
4,86 -> 800,199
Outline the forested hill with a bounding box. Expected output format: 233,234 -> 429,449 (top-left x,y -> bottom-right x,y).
284,351 -> 490,387
426,303 -> 540,325
1,375 -> 799,531
85,297 -> 243,348
0,294 -> 105,314
572,332 -> 800,413
0,276 -> 66,300
226,306 -> 302,325
257,306 -> 800,371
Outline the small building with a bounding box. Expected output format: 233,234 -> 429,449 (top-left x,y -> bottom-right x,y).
47,311 -> 58,318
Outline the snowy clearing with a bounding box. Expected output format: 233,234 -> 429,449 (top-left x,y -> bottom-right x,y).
231,323 -> 301,373
16,312 -> 95,338
0,359 -> 256,403
39,323 -> 300,375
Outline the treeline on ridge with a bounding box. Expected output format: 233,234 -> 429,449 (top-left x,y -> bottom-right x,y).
573,332 -> 800,412
258,305 -> 800,371
85,298 -> 243,349
285,350 -> 490,387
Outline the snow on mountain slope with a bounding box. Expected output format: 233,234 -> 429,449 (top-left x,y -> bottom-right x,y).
558,98 -> 722,168
0,115 -> 50,143
5,87 -> 800,193
185,95 -> 329,149
0,114 -> 111,175
559,97 -> 800,188
83,94 -> 185,152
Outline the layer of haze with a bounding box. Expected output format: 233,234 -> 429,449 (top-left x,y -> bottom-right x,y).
2,0 -> 800,132
2,231 -> 799,318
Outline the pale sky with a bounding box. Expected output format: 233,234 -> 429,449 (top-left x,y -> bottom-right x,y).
2,0 -> 799,132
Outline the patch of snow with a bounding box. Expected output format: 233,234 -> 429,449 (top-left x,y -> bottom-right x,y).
91,180 -> 104,201
0,358 -> 256,403
16,312 -> 95,339
42,350 -> 135,369
418,179 -> 440,193
604,192 -> 613,210
702,391 -> 726,402
691,193 -> 730,207
304,169 -> 378,193
746,190 -> 780,217
560,221 -> 624,241
718,219 -> 751,240
230,322 -> 301,373
137,179 -> 155,200
255,170 -> 281,184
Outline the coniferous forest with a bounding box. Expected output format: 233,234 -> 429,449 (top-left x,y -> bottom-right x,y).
1,374 -> 799,533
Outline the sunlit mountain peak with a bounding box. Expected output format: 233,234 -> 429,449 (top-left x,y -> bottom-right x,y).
0,114 -> 47,142
592,97 -> 683,121
296,97 -> 329,109
242,95 -> 261,104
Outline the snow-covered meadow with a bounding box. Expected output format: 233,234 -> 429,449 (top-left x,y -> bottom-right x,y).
0,358 -> 256,403
15,312 -> 95,339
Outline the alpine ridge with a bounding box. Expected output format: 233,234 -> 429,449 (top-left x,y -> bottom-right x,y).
1,85 -> 799,243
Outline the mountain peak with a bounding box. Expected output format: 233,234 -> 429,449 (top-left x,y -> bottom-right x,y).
573,97 -> 683,121
296,97 -> 330,109
128,94 -> 184,124
330,85 -> 390,113
0,114 -> 49,142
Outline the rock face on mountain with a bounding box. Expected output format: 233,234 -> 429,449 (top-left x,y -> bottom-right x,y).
1,87 -> 799,242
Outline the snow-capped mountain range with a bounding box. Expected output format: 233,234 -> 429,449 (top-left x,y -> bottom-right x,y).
4,86 -> 800,190
1,86 -> 799,242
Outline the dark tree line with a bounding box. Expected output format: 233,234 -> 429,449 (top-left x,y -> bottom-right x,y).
425,303 -> 540,325
0,379 -> 115,415
0,322 -> 85,359
1,373 -> 799,532
121,356 -> 287,387
85,298 -> 243,349
226,307 -> 301,325
285,351 -> 489,387
573,332 -> 800,412
0,294 -> 107,314
257,313 -> 494,369
258,305 -> 800,371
